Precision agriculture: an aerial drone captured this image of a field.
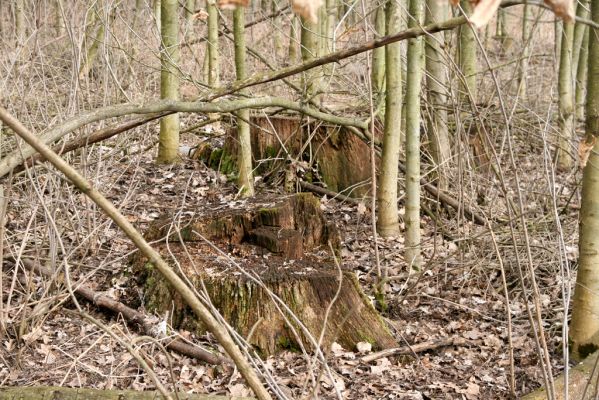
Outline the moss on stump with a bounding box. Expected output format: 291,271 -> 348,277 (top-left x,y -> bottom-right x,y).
133,194 -> 396,356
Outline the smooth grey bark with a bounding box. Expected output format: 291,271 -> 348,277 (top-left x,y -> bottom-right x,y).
377,0 -> 402,238
570,0 -> 599,362
233,7 -> 255,197
404,0 -> 424,269
157,0 -> 181,163
371,5 -> 386,101
424,0 -> 450,189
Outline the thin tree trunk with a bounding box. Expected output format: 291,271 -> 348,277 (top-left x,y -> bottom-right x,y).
79,11 -> 106,79
575,27 -> 589,120
207,0 -> 219,86
157,0 -> 181,164
0,107 -> 274,400
288,16 -> 300,63
153,0 -> 161,32
233,7 -> 254,197
185,0 -> 196,23
571,0 -> 590,77
457,0 -> 476,103
425,0 -> 450,189
15,0 -> 25,43
517,3 -> 530,98
404,0 -> 424,269
556,20 -> 574,170
377,0 -> 402,238
300,16 -> 320,101
371,6 -> 386,101
271,0 -> 283,62
569,0 -> 599,362
55,0 -> 65,36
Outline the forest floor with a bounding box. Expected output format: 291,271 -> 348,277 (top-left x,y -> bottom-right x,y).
0,120 -> 579,399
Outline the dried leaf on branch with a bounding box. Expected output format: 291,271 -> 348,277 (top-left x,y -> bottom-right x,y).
217,0 -> 250,9
290,0 -> 323,23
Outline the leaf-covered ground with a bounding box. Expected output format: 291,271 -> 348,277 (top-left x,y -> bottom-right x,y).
0,129 -> 577,398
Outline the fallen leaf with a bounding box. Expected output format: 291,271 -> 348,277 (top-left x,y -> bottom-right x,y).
578,135 -> 597,169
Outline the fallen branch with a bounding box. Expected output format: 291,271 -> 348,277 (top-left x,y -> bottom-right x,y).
0,97 -> 366,179
13,113 -> 166,174
0,386 -> 254,400
5,256 -> 228,366
361,336 -> 467,363
0,107 -> 274,400
299,181 -> 366,206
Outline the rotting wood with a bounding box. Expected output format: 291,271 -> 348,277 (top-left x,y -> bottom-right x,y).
0,386 -> 254,400
3,256 -> 228,366
135,193 -> 397,356
0,107 -> 273,400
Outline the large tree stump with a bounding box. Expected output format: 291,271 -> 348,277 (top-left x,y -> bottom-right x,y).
133,193 -> 396,356
193,116 -> 378,197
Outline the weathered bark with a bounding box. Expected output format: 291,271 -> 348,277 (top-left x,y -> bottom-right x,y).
404,0 -> 424,269
424,0 -> 450,189
206,115 -> 377,197
377,0 -> 402,237
0,386 -> 253,400
233,7 -> 254,197
557,20 -> 574,170
570,0 -> 599,362
137,194 -> 396,356
157,0 -> 181,164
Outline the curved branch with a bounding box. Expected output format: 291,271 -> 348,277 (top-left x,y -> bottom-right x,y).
0,97 -> 367,179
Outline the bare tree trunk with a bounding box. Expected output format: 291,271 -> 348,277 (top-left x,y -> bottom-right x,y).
207,0 -> 219,86
570,0 -> 599,362
371,6 -> 386,101
15,0 -> 25,43
425,0 -> 450,189
575,26 -> 589,120
457,0 -> 476,103
153,0 -> 161,31
300,16 -> 320,101
517,2 -> 530,98
556,20 -> 574,170
404,0 -> 424,269
79,6 -> 106,79
288,16 -> 300,63
54,0 -> 65,36
377,0 -> 402,238
234,6 -> 254,197
157,0 -> 181,164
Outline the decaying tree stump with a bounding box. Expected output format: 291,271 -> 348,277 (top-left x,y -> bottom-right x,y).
193,115 -> 378,197
133,193 -> 396,356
